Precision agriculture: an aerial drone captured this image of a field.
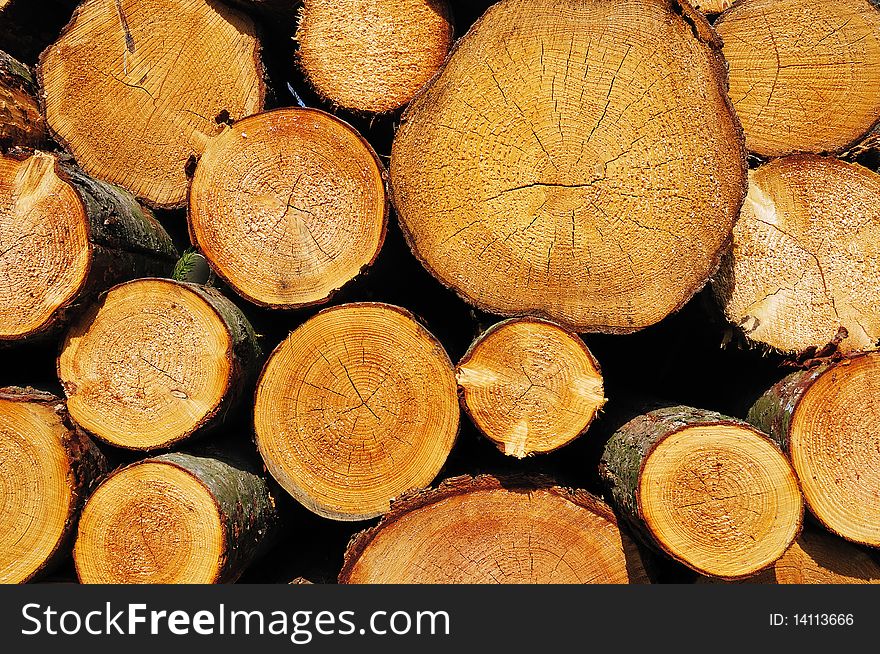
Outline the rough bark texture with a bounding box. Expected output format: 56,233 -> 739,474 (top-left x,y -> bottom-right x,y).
150,451 -> 280,583
50,159 -> 178,335
0,386 -> 107,583
747,366 -> 828,452
747,352 -> 880,546
178,281 -> 263,425
0,50 -> 46,148
61,162 -> 178,263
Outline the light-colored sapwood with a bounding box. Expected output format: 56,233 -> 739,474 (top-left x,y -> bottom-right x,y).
390,0 -> 746,332
296,0 -> 453,113
716,0 -> 880,156
39,0 -> 265,208
714,155 -> 880,355
189,109 -> 387,309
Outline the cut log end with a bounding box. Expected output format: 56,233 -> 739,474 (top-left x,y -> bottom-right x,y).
1,150 -> 176,342
639,423 -> 802,579
390,0 -> 746,332
58,278 -> 258,451
76,451 -> 278,584
75,461 -> 224,584
456,318 -> 605,458
189,109 -> 387,309
38,0 -> 265,208
714,155 -> 880,355
601,406 -> 802,580
295,0 -> 454,114
0,388 -> 105,584
0,152 -> 90,339
787,353 -> 880,547
255,303 -> 459,521
716,0 -> 880,157
340,475 -> 649,584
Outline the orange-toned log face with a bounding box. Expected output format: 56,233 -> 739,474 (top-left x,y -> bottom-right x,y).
790,353 -> 880,547
717,0 -> 880,156
75,462 -> 223,584
59,279 -> 233,450
456,318 -> 605,457
296,0 -> 454,113
189,109 -> 387,309
640,424 -> 803,579
341,479 -> 647,584
0,153 -> 90,340
0,398 -> 74,583
255,304 -> 459,521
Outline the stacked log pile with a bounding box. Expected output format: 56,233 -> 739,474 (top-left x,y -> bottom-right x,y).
1,0 -> 878,585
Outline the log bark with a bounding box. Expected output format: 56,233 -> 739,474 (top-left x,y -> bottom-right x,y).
58,278 -> 261,451
74,450 -> 279,584
599,405 -> 803,579
255,302 -> 459,521
456,317 -> 606,458
0,50 -> 46,149
700,529 -> 880,584
188,108 -> 388,309
0,151 -> 177,341
339,474 -> 649,584
38,0 -> 266,209
713,155 -> 880,356
716,0 -> 880,157
0,386 -> 107,584
389,0 -> 747,333
295,0 -> 454,114
748,352 -> 880,547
